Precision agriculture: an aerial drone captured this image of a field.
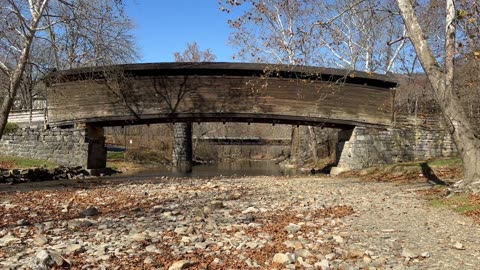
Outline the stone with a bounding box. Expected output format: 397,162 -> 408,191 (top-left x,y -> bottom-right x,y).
0,234 -> 20,247
284,223 -> 302,233
33,235 -> 49,246
144,257 -> 154,264
284,240 -> 303,250
65,244 -> 85,254
245,241 -> 260,249
294,249 -> 313,258
210,200 -> 224,209
325,253 -> 336,260
363,255 -> 372,264
80,206 -> 99,217
203,206 -> 212,215
421,252 -> 431,258
16,219 -> 30,226
244,213 -> 255,223
195,242 -> 208,249
272,253 -> 293,264
174,226 -> 188,235
453,242 -> 465,250
333,235 -> 344,244
129,233 -> 149,242
36,249 -> 50,263
401,248 -> 417,259
49,250 -> 66,266
145,244 -> 161,253
169,259 -> 192,270
346,249 -> 364,259
242,207 -> 259,214
68,219 -> 93,229
315,259 -> 330,270
33,249 -> 66,268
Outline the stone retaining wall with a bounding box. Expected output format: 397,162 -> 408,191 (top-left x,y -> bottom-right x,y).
0,127 -> 90,167
337,115 -> 457,170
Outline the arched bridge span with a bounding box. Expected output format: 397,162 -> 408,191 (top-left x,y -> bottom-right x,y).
45,62 -> 397,128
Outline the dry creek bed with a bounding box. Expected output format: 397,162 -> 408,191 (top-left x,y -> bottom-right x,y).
1,176 -> 479,269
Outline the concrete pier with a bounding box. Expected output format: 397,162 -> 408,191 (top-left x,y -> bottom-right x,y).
85,124 -> 107,169
172,122 -> 193,172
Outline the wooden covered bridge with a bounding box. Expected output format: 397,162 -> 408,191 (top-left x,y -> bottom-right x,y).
45,62 -> 397,170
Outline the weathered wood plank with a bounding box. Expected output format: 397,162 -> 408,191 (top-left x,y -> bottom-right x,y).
46,63 -> 396,127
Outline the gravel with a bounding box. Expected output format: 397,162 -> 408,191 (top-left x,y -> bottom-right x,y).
1,176 -> 479,269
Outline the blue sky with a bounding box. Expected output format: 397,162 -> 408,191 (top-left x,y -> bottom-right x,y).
126,1 -> 243,63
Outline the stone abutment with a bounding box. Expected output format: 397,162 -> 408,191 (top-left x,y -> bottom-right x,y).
0,124 -> 106,170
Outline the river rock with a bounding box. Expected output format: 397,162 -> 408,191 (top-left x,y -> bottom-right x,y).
68,219 -> 93,229
65,244 -> 85,254
285,223 -> 301,233
80,206 -> 99,217
0,234 -> 20,247
33,235 -> 48,246
272,253 -> 293,264
315,259 -> 330,270
169,259 -> 192,270
453,242 -> 465,250
294,249 -> 313,258
210,200 -> 224,209
31,249 -> 67,268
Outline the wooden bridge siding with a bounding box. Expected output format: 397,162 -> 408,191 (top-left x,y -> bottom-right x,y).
47,75 -> 392,126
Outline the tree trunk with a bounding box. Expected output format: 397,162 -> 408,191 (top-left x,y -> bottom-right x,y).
0,0 -> 48,139
397,0 -> 480,191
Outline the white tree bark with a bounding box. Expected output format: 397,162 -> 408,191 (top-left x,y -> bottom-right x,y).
397,0 -> 480,191
0,0 -> 49,138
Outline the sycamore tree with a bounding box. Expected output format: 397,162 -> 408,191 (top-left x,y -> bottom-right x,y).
173,42 -> 217,62
0,0 -> 137,136
220,0 -> 413,164
397,0 -> 480,191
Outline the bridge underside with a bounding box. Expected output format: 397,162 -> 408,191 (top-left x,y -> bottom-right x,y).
64,113 -> 361,129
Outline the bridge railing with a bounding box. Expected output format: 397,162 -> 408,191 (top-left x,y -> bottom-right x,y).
8,109 -> 47,127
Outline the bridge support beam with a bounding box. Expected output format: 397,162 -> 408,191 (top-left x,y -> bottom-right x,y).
85,124 -> 107,170
172,122 -> 193,172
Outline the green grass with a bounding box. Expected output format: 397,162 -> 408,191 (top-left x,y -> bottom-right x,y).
0,156 -> 57,169
4,122 -> 20,134
428,157 -> 463,167
107,151 -> 125,160
387,157 -> 462,169
428,193 -> 480,214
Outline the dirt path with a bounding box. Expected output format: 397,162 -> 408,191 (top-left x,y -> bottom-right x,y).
1,176 -> 479,269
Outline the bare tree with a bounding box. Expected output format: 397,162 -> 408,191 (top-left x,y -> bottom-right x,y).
221,0 -> 320,65
314,0 -> 412,73
397,0 -> 480,191
173,42 -> 216,62
0,0 -> 49,137
0,0 -> 137,135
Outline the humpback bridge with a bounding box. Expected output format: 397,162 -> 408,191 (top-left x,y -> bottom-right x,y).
45,62 -> 397,170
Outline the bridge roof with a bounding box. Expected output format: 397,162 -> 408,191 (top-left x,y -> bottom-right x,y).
48,62 -> 398,89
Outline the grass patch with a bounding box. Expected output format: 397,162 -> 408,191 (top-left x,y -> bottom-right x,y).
428,157 -> 463,167
0,156 -> 57,169
107,151 -> 125,160
341,156 -> 463,184
422,189 -> 480,218
4,122 -> 20,134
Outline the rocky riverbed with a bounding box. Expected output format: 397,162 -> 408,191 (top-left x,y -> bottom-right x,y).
1,176 -> 479,269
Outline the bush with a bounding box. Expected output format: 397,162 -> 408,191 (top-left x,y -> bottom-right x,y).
4,122 -> 20,134
125,147 -> 170,164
